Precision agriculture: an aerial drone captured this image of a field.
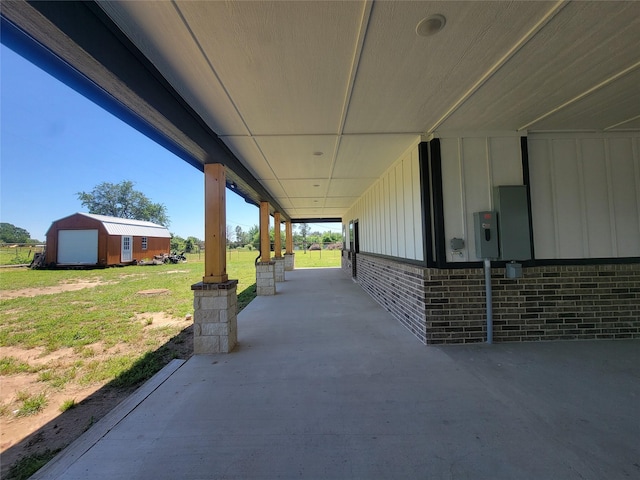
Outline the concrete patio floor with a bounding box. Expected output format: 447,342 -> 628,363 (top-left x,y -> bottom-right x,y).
34,267 -> 639,479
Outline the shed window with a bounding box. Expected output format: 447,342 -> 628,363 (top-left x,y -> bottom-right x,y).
142,237 -> 148,250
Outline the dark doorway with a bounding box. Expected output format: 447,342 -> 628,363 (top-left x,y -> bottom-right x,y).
351,220 -> 359,279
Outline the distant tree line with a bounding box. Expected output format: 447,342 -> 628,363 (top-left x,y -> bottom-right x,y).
0,223 -> 39,244
227,223 -> 342,251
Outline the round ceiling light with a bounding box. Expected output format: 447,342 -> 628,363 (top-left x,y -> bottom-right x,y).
416,14 -> 446,37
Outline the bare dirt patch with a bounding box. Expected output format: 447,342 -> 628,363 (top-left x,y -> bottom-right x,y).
118,273 -> 147,279
0,343 -> 130,453
0,346 -> 76,368
135,312 -> 190,328
1,280 -> 111,300
0,326 -> 193,479
136,288 -> 170,296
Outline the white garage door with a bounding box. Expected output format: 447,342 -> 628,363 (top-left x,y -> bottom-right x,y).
58,230 -> 98,264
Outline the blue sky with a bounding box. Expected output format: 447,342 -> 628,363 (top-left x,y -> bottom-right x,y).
1,45 -> 338,242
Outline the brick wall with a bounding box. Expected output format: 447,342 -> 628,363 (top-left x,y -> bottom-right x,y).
346,254 -> 640,345
350,254 -> 428,343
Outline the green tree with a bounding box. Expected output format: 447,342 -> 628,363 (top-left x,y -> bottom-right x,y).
235,226 -> 244,245
170,233 -> 185,252
298,223 -> 310,252
248,225 -> 260,250
308,230 -> 322,245
77,180 -> 169,226
185,236 -> 202,253
0,223 -> 30,243
322,231 -> 342,244
226,224 -> 235,246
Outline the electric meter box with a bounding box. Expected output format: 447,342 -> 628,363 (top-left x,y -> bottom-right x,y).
493,186 -> 532,261
474,211 -> 500,259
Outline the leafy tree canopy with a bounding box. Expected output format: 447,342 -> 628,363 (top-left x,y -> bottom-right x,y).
171,235 -> 202,253
77,180 -> 169,226
0,223 -> 31,243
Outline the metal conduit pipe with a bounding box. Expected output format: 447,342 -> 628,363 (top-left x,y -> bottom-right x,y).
484,258 -> 493,344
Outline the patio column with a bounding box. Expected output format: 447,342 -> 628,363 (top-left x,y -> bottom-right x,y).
203,164 -> 228,284
272,212 -> 285,282
274,212 -> 282,257
191,163 -> 238,354
284,221 -> 295,271
256,201 -> 276,295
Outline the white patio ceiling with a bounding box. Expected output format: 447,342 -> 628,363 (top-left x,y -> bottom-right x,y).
9,1 -> 640,221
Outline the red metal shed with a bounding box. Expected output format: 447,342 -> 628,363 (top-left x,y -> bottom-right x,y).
45,212 -> 171,267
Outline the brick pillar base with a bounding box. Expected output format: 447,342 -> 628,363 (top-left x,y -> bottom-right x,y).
191,280 -> 238,354
284,253 -> 295,271
256,261 -> 276,295
272,257 -> 285,282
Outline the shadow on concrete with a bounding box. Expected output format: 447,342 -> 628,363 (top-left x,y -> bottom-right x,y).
3,282 -> 257,479
7,269 -> 640,479
1,323 -> 193,479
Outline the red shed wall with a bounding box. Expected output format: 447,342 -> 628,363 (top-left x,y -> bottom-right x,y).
106,235 -> 170,265
45,215 -> 107,266
46,214 -> 170,266
133,236 -> 170,261
106,235 -> 122,265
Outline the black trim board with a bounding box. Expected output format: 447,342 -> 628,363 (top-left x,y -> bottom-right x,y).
1,1 -> 289,220
521,136 -> 536,261
356,251 -> 429,268
531,257 -> 640,266
358,251 -> 639,271
292,218 -> 342,224
428,139 -> 447,268
418,142 -> 433,267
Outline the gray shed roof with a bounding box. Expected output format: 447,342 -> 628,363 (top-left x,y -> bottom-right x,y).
78,213 -> 171,238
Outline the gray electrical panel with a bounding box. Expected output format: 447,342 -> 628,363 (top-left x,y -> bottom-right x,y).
494,186 -> 532,261
474,211 -> 500,259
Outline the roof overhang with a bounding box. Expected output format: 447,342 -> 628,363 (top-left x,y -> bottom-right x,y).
1,1 -> 289,220
2,1 -> 639,223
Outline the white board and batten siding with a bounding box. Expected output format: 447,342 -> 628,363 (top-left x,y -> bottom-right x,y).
439,133 -> 524,262
344,132 -> 639,263
344,140 -> 424,262
528,132 -> 640,259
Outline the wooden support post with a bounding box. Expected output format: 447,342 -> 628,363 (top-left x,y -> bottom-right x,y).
285,221 -> 293,254
203,163 -> 228,284
260,201 -> 271,263
274,212 -> 282,258
284,221 -> 295,271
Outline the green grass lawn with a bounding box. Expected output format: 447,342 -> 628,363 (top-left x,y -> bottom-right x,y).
0,246 -> 43,266
291,248 -> 342,267
0,248 -> 341,478
0,249 -> 341,386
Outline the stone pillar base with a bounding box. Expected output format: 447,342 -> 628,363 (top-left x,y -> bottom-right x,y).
284,253 -> 295,271
191,280 -> 238,354
256,261 -> 276,295
272,256 -> 285,282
